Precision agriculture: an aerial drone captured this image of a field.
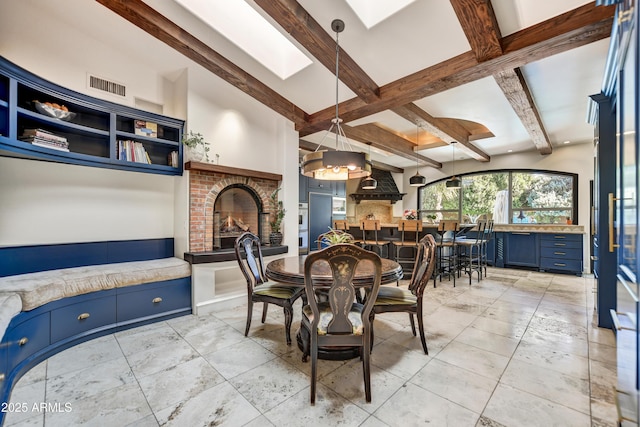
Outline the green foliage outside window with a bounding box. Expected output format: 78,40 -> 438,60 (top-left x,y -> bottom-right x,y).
419,170 -> 576,224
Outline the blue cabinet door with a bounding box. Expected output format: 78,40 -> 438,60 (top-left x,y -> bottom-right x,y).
505,232 -> 538,267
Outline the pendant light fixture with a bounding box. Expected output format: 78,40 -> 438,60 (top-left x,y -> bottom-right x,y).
361,142 -> 377,189
446,141 -> 461,189
301,19 -> 372,181
409,124 -> 426,187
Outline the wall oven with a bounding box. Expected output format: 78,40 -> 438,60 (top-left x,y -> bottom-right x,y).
298,203 -> 308,254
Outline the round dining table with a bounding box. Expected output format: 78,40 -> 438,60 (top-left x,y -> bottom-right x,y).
265,255 -> 403,287
265,254 -> 403,360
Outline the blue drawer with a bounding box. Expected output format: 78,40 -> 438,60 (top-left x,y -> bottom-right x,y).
540,234 -> 582,248
117,278 -> 191,322
5,312 -> 50,370
540,257 -> 582,273
540,246 -> 582,260
50,294 -> 117,342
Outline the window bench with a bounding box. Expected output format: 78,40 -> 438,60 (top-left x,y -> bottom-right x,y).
0,239 -> 191,419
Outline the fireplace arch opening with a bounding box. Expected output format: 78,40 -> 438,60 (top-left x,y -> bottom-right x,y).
213,184 -> 264,249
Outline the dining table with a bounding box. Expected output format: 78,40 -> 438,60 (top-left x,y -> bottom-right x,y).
265,254 -> 403,360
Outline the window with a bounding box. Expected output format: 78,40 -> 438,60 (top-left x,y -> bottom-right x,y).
419,170 -> 577,224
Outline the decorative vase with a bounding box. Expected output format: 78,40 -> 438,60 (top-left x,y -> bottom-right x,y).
186,145 -> 205,162
269,232 -> 283,246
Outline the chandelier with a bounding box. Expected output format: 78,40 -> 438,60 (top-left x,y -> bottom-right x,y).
300,19 -> 371,181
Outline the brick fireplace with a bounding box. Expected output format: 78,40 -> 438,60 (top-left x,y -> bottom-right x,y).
186,162 -> 281,253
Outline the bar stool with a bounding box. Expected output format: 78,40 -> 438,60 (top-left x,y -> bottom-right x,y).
433,220 -> 459,287
457,220 -> 487,284
358,219 -> 389,258
333,219 -> 349,232
479,220 -> 494,276
392,219 -> 423,278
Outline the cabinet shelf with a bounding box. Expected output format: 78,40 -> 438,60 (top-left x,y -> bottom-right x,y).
0,56 -> 184,175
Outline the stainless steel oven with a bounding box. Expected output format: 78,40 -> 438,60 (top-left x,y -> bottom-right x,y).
298,203 -> 308,254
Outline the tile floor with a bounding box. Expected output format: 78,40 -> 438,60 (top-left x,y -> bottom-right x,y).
4,268 -> 619,426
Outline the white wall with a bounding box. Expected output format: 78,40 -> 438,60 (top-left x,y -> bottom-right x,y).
0,0 -> 299,254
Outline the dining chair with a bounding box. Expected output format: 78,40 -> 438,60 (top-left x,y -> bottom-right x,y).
457,220 -> 487,284
370,234 -> 436,354
300,243 -> 382,404
433,220 -> 459,287
234,232 -> 305,345
480,220 -> 494,276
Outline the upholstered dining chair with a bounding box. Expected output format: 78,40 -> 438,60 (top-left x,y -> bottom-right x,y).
300,244 -> 382,404
370,234 -> 436,354
234,232 -> 305,345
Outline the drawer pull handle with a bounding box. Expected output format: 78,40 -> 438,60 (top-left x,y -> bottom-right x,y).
554,236 -> 566,239
554,243 -> 566,246
18,337 -> 28,346
77,313 -> 90,321
554,263 -> 566,267
554,251 -> 566,255
512,232 -> 530,235
152,297 -> 163,304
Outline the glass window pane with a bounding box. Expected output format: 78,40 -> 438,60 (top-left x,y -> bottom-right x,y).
461,173 -> 508,223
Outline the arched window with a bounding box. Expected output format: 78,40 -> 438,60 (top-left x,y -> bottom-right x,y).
419,170 -> 577,224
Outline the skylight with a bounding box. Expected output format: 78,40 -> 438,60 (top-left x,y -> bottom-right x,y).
345,0 -> 416,29
173,0 -> 312,80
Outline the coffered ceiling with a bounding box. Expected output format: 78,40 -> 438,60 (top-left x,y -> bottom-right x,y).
94,0 -> 614,172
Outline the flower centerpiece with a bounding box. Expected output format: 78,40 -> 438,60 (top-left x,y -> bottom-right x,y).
268,187 -> 286,246
403,209 -> 418,220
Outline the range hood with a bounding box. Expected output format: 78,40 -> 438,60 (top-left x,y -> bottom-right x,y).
351,169 -> 406,204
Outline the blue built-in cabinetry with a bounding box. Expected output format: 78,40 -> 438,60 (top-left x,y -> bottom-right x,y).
0,56 -> 184,175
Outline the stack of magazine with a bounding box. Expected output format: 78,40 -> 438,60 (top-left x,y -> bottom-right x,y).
20,128 -> 69,152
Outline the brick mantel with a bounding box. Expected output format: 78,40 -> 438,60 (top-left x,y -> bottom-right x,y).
187,163 -> 281,252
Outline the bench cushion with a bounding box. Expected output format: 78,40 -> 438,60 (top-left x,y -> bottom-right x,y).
0,257 -> 191,311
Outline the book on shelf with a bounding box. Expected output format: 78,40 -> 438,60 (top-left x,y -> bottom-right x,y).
21,135 -> 69,150
29,138 -> 70,152
117,140 -> 151,164
22,128 -> 67,143
168,150 -> 178,167
134,120 -> 158,138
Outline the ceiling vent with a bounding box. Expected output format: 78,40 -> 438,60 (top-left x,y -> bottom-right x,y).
87,74 -> 126,97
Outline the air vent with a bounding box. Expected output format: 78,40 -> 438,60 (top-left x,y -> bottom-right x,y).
88,75 -> 126,97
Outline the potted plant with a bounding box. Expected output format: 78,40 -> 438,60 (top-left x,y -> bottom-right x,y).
317,227 -> 354,248
182,130 -> 210,162
269,187 -> 286,246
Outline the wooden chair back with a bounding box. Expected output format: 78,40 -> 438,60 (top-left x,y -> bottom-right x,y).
333,220 -> 349,231
304,244 -> 381,336
408,234 -> 437,298
234,232 -> 267,293
397,219 -> 423,244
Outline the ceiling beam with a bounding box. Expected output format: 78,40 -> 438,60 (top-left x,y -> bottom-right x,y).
494,68 -> 552,154
297,3 -> 615,135
253,0 -> 380,103
392,103 -> 490,161
451,0 -> 551,154
95,0 -> 308,127
449,0 -> 503,62
298,139 -> 403,173
343,124 -> 442,168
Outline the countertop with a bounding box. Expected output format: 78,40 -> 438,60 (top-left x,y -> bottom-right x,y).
345,223 -> 585,234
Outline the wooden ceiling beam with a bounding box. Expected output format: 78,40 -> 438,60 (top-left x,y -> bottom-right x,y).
449,0 -> 503,62
253,0 -> 380,103
95,0 -> 308,127
343,124 -> 442,168
392,104 -> 490,162
297,3 -> 614,135
495,68 -> 552,154
451,0 -> 551,154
